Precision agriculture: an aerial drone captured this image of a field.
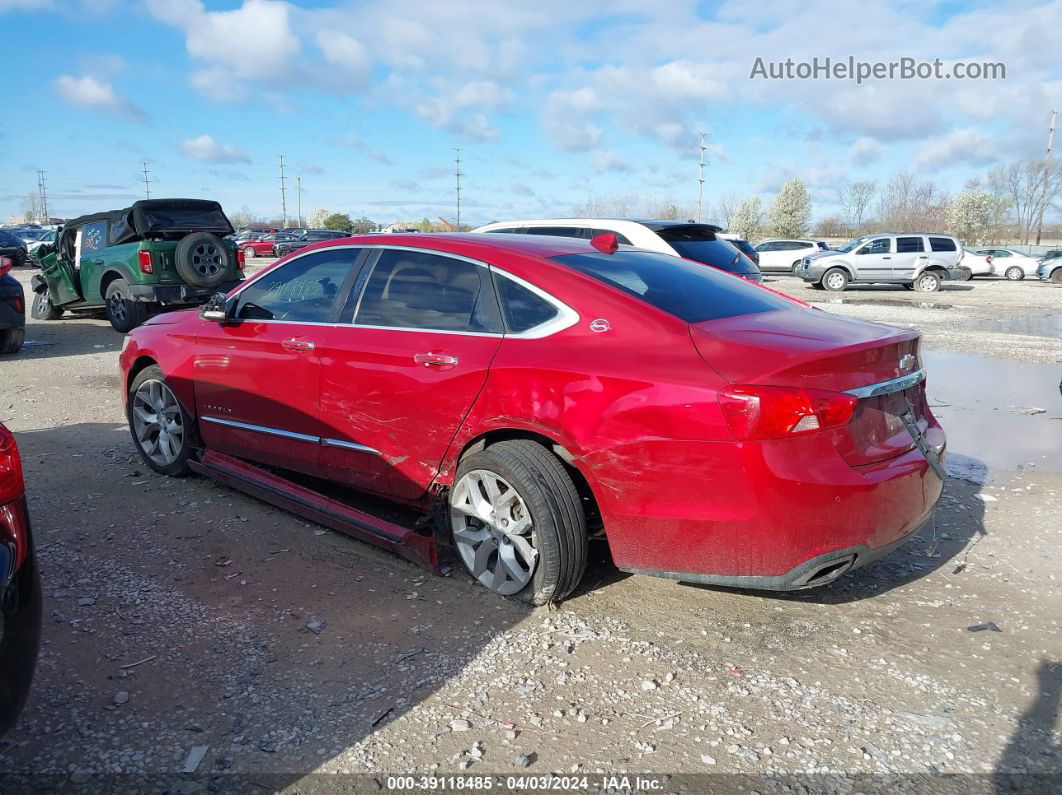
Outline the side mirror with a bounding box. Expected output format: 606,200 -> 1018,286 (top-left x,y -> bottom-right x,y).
199,292 -> 231,322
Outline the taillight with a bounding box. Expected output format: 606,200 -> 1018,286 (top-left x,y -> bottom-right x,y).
718,385 -> 858,441
237,247 -> 246,270
985,255 -> 992,264
0,425 -> 25,505
138,249 -> 154,274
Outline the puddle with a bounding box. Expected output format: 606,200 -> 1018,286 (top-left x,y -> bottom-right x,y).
811,297 -> 956,309
922,350 -> 1062,479
987,314 -> 1062,338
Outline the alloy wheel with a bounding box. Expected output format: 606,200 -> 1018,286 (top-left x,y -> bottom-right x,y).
1004,266 -> 1024,281
191,243 -> 222,278
915,274 -> 939,291
825,272 -> 846,290
108,291 -> 127,323
36,293 -> 50,315
131,379 -> 185,466
450,469 -> 538,595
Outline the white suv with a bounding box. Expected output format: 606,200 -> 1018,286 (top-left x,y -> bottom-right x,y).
471,218 -> 762,282
753,239 -> 829,273
797,233 -> 966,292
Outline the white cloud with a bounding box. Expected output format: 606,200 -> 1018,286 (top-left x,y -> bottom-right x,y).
542,88 -> 604,151
52,74 -> 148,123
593,151 -> 633,174
914,128 -> 1000,171
179,134 -> 250,163
848,137 -> 883,162
316,30 -> 370,73
334,137 -> 391,163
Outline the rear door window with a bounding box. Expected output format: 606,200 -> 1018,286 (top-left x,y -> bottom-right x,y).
896,237 -> 925,253
552,250 -> 792,323
655,226 -> 758,275
353,249 -> 502,333
929,237 -> 957,252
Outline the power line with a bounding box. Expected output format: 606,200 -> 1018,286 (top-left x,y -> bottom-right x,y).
1034,110 -> 1056,246
278,155 -> 287,226
141,161 -> 151,199
455,147 -> 462,231
696,131 -> 707,223
36,170 -> 48,224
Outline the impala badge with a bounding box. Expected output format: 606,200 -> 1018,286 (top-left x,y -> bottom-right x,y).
899,354 -> 916,372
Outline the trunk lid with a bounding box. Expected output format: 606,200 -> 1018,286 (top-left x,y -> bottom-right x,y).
691,307 -> 927,466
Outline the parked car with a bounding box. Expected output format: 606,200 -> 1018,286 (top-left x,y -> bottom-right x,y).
120,233 -> 945,604
798,233 -> 965,292
753,239 -> 829,273
961,249 -> 994,278
0,422 -> 41,733
0,257 -> 25,354
0,230 -> 28,268
31,199 -> 244,333
472,218 -> 762,282
718,233 -> 760,266
240,233 -> 298,259
272,229 -> 349,258
26,230 -> 56,265
968,248 -> 1039,280
1037,257 -> 1062,284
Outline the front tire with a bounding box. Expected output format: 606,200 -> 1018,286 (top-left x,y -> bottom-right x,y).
105,279 -> 149,333
1051,269 -> 1062,284
822,268 -> 849,292
127,365 -> 194,476
913,271 -> 942,292
30,291 -> 61,320
243,246 -> 256,259
1003,266 -> 1025,281
450,440 -> 587,605
0,327 -> 24,354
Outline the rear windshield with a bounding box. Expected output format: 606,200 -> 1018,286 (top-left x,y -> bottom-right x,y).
655,226 -> 759,275
551,251 -> 792,323
140,206 -> 231,232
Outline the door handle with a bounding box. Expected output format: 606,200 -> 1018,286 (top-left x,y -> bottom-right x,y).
917,255 -> 928,259
281,337 -> 315,352
882,256 -> 891,260
94,258 -> 104,265
413,352 -> 458,367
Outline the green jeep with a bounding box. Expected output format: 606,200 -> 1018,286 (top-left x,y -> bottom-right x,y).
31,199 -> 243,333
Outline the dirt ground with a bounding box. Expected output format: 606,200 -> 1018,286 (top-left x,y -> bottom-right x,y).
0,267 -> 1059,792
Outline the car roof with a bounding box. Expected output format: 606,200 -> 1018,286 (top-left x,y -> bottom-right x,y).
474,218 -> 723,233
289,232 -> 618,261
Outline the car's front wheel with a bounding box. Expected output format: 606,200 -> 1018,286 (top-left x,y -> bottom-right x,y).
912,271 -> 942,292
1003,266 -> 1025,281
30,291 -> 61,320
127,365 -> 194,476
1051,269 -> 1062,284
243,246 -> 256,259
450,440 -> 587,605
105,279 -> 149,333
822,268 -> 849,292
0,327 -> 24,354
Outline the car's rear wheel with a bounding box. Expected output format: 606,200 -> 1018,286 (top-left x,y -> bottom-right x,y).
243,246 -> 256,259
822,268 -> 849,292
1051,269 -> 1062,284
30,291 -> 61,320
450,440 -> 587,605
0,327 -> 24,354
913,271 -> 942,292
1003,266 -> 1025,281
14,248 -> 27,267
105,279 -> 149,333
127,365 -> 194,476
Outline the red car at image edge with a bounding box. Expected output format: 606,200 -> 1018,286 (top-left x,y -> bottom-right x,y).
118,233 -> 946,604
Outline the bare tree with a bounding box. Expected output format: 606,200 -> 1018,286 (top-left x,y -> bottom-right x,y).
713,192 -> 739,228
838,181 -> 876,234
876,171 -> 949,231
571,194 -> 639,218
20,193 -> 41,224
813,215 -> 846,237
994,160 -> 1062,243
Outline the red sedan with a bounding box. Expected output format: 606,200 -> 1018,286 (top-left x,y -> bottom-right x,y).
240,234 -> 297,259
118,233 -> 945,604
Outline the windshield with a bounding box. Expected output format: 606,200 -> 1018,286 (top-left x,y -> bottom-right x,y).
655,226 -> 759,275
835,236 -> 870,254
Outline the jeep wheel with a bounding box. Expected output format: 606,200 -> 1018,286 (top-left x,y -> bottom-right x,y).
822,268 -> 849,292
913,271 -> 942,292
30,291 -> 61,320
128,365 -> 193,476
451,440 -> 587,605
105,278 -> 149,333
1003,266 -> 1025,281
0,327 -> 24,355
175,232 -> 231,288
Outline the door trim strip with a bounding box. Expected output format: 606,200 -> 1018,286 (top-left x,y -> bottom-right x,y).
202,416 -> 381,456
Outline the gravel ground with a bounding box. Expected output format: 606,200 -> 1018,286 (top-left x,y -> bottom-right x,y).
0,267 -> 1059,792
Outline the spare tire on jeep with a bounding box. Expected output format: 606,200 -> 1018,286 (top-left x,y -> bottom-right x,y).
174,232 -> 230,288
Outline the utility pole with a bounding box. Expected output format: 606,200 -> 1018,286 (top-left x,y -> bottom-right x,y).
36,170 -> 49,224
141,161 -> 151,199
296,175 -> 302,228
455,147 -> 462,231
278,155 -> 287,226
696,131 -> 707,223
1034,110 -> 1056,246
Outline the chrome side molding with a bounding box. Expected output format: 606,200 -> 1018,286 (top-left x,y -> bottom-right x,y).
202,416 -> 380,456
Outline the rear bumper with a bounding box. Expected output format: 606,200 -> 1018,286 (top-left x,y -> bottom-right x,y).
591,429 -> 946,589
128,280 -> 242,305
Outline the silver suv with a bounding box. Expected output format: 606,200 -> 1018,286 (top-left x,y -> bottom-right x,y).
798,233 -> 966,292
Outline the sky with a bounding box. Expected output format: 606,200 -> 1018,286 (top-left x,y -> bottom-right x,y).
0,0 -> 1060,227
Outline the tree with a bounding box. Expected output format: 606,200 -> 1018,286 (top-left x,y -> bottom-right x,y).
767,179 -> 812,238
349,216 -> 377,234
322,212 -> 353,231
730,196 -> 766,241
713,192 -> 739,228
993,159 -> 1062,243
20,193 -> 41,224
813,215 -> 846,237
875,171 -> 949,232
418,217 -> 433,232
229,210 -> 258,230
839,181 -> 876,234
946,189 -> 995,245
307,208 -> 330,229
